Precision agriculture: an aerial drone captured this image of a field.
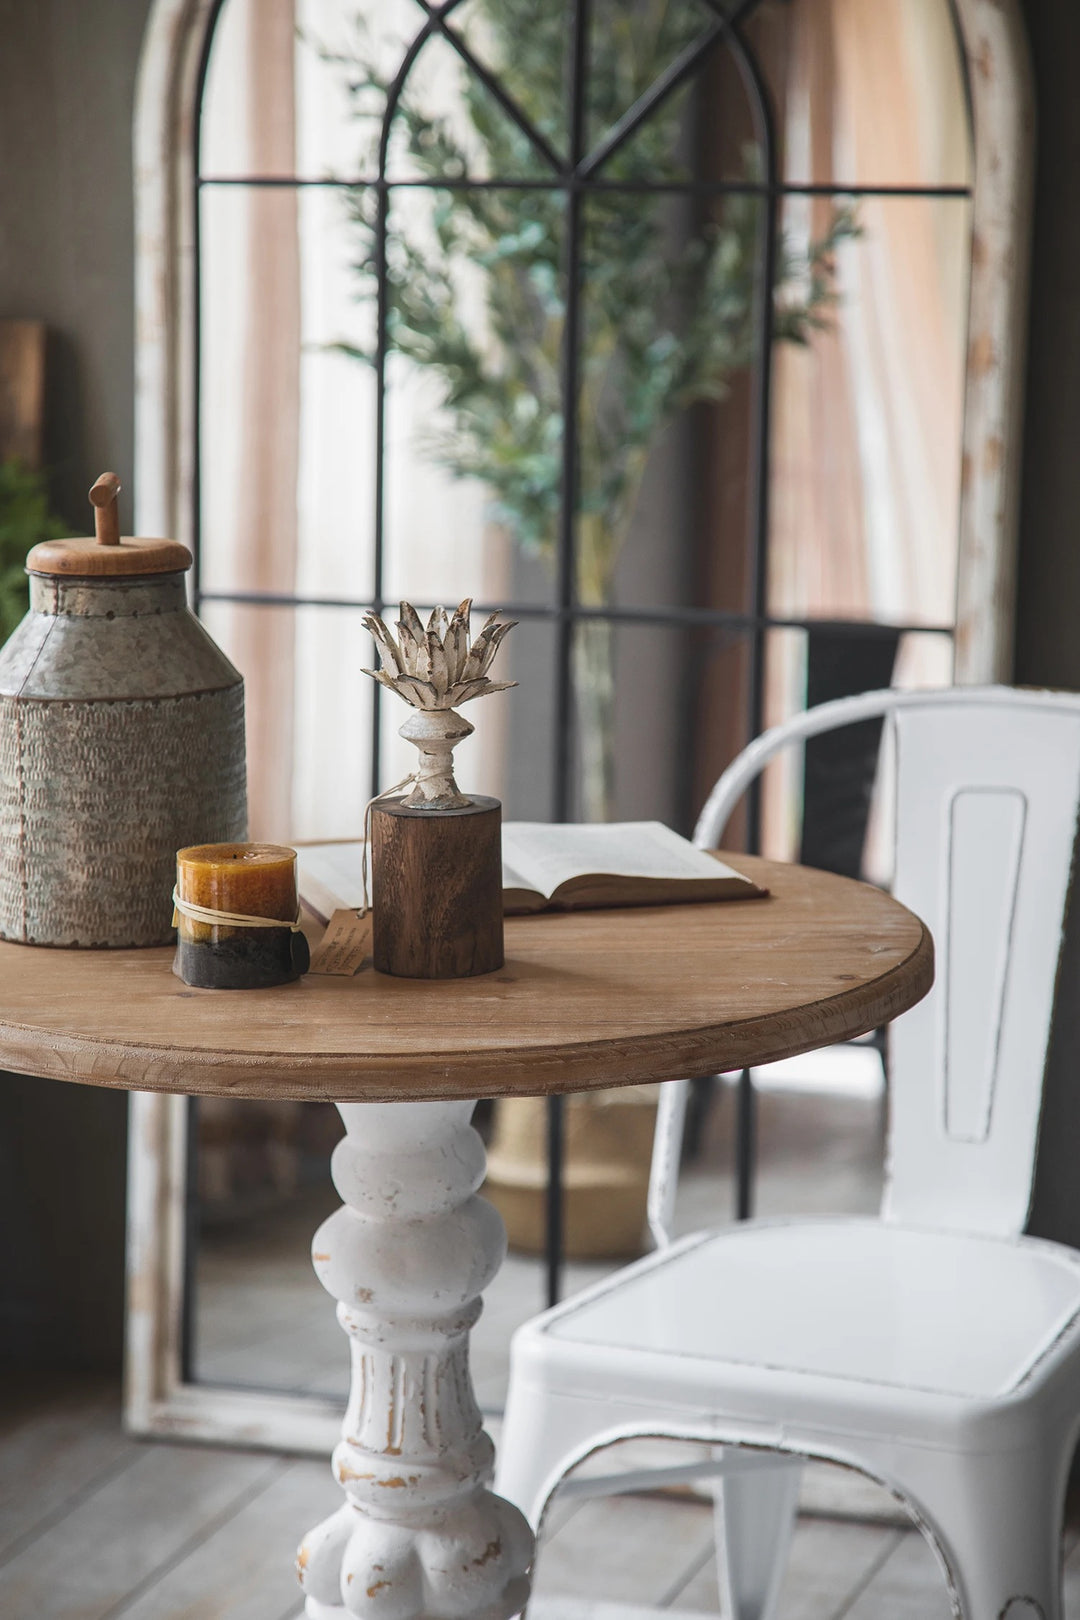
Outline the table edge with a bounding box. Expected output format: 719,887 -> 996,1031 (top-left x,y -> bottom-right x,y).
0,920 -> 934,1101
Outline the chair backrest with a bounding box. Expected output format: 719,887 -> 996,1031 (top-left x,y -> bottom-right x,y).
647,686 -> 1080,1247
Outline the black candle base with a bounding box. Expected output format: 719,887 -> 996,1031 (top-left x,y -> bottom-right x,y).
174,928 -> 310,989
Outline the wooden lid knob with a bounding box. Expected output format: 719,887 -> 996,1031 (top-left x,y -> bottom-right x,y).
89,472 -> 123,545
26,471 -> 193,578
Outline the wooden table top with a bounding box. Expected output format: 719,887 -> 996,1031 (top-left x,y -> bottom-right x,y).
0,855 -> 932,1102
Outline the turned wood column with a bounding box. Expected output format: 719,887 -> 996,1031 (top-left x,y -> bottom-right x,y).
296,1099 -> 533,1620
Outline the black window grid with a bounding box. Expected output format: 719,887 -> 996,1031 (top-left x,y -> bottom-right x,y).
187,0 -> 970,1311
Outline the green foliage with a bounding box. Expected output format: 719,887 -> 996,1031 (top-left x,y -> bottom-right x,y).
0,461 -> 65,643
333,0 -> 857,606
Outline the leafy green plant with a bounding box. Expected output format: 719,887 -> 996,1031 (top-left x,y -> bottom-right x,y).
0,461 -> 66,643
333,0 -> 857,815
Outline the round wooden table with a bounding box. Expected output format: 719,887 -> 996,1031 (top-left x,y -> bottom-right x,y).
0,856 -> 932,1620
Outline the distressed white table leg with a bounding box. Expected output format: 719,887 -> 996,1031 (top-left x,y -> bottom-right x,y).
297,1099 -> 533,1620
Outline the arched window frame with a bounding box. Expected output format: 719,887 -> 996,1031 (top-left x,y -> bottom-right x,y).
125,0 -> 1035,1447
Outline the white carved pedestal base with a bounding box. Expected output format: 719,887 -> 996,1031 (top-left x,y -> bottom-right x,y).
296,1100 -> 534,1619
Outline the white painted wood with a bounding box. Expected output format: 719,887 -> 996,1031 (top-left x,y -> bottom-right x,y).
0,1439 -> 279,1618
133,0 -> 210,552
124,1090 -> 187,1435
362,602 -> 515,809
951,0 -> 1035,683
397,707 -> 474,808
501,685 -> 1080,1620
529,1492 -> 715,1613
126,1380 -> 345,1457
296,1100 -> 533,1620
116,1460 -> 341,1620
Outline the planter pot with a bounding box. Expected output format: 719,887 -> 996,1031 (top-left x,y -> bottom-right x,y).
484,1086 -> 659,1260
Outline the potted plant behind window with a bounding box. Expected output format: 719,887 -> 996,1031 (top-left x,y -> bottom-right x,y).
337,0 -> 857,1256
334,0 -> 855,821
0,459 -> 66,642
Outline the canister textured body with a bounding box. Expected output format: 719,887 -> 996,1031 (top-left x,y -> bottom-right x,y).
0,573 -> 247,946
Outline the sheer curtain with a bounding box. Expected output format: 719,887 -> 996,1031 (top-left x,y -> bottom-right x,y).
200,0 -> 508,842
200,0 -> 972,846
762,0 -> 970,859
769,0 -> 968,632
200,0 -> 300,841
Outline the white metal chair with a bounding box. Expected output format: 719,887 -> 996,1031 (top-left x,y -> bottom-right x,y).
496,685 -> 1080,1620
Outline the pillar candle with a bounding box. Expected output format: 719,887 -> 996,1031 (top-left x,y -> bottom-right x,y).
174,842 -> 309,988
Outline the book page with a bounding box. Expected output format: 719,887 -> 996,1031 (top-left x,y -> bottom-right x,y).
298,841 -> 545,920
501,820 -> 749,900
296,842 -> 367,922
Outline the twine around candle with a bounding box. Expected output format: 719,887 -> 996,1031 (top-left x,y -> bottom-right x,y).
173,773 -> 420,936
171,888 -> 304,932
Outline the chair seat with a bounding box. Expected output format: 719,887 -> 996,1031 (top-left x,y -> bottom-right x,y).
544,1220 -> 1080,1400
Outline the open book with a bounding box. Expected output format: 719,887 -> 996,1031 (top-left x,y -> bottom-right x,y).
297,821 -> 764,923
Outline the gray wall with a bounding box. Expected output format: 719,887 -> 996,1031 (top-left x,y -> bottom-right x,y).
0,0 -> 152,1369
1011,0 -> 1080,1247
0,0 -> 1078,1368
0,0 -> 148,534
1013,0 -> 1080,693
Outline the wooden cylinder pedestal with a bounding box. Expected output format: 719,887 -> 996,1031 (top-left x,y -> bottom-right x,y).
371,795 -> 504,978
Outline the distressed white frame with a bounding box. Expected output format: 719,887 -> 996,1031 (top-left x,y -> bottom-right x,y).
125,0 -> 1036,1450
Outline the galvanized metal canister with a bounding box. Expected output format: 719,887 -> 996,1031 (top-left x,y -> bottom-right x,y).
0,473 -> 247,946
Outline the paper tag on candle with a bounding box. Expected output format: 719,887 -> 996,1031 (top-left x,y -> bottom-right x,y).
308,909 -> 372,976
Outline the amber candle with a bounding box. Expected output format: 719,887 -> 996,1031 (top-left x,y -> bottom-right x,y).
173,843 -> 309,989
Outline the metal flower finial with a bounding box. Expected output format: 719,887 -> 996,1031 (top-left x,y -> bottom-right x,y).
361,599 -> 516,711
362,600 -> 516,809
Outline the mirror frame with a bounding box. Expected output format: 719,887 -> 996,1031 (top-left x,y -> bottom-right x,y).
126,0 -> 1035,1451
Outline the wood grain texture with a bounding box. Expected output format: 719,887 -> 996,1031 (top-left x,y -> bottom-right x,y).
0,1376 -> 139,1564
0,856 -> 932,1101
89,470 -> 122,545
114,1459 -> 339,1620
372,794 -> 504,977
25,533 -> 193,577
0,1440 -> 279,1619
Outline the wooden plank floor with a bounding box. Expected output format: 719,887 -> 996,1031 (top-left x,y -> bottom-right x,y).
4,1373 -> 1080,1619
8,1068 -> 1080,1616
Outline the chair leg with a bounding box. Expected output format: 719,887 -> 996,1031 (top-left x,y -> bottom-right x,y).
863,1441 -> 1066,1620
495,1379 -> 618,1528
713,1455 -> 802,1620
919,1481 -> 1062,1618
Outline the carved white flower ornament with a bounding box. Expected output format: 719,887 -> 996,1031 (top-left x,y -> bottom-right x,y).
361,599 -> 516,711
361,600 -> 516,808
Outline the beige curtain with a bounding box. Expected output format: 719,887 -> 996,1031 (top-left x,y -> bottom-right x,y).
200,0 -> 300,842
201,0 -> 508,841
761,0 -> 970,858
233,1 -> 300,841
769,0 -> 968,629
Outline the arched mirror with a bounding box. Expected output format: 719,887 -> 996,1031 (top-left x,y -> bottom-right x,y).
127,0 -> 1031,1449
